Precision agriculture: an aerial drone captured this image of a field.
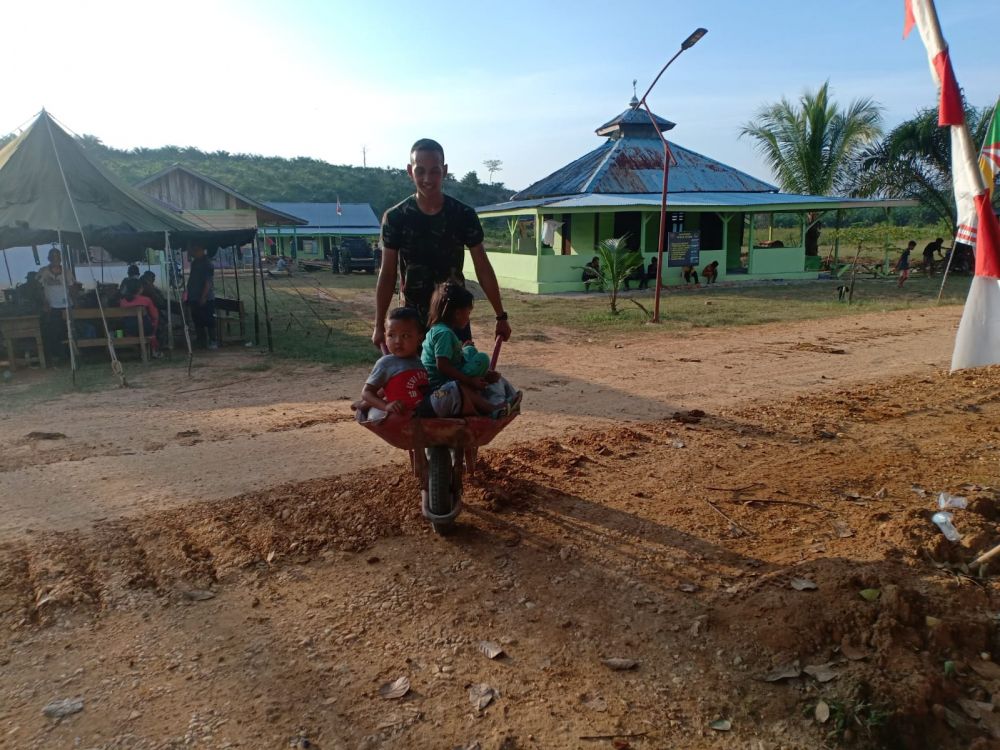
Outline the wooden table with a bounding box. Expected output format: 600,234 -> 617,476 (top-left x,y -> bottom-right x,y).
64,308 -> 149,363
0,315 -> 46,370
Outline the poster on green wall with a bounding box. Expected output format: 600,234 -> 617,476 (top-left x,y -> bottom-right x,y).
667,231 -> 701,267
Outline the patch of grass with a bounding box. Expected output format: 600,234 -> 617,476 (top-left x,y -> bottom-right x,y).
230,268 -> 970,365
810,697 -> 891,745
491,275 -> 969,340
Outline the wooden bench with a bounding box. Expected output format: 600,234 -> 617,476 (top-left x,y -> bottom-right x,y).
215,297 -> 246,345
0,315 -> 46,370
64,307 -> 149,363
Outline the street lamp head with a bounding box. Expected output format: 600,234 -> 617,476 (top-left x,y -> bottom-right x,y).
681,27 -> 708,50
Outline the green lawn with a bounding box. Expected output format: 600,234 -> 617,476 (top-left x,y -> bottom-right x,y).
245,270 -> 969,366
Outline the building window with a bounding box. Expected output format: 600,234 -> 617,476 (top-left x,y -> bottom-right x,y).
671,212 -> 685,233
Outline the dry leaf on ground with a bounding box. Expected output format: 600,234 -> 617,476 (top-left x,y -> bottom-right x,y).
378,676 -> 410,700
478,641 -> 505,660
804,663 -> 838,682
468,683 -> 498,711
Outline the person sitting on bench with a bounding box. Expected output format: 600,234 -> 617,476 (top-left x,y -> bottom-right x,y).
119,278 -> 162,358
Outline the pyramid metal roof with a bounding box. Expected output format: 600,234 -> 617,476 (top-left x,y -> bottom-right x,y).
513,102 -> 777,200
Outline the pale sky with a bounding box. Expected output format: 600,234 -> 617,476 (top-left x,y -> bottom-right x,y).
4,0 -> 996,191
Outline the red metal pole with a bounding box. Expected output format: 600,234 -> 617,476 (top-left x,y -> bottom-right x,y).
636,31 -> 705,323
641,99 -> 674,324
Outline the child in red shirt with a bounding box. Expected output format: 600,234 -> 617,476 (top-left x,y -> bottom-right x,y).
119,278 -> 161,357
361,307 -> 429,417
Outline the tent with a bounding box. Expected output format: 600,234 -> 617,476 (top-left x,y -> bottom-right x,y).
0,110 -> 254,256
0,111 -> 259,380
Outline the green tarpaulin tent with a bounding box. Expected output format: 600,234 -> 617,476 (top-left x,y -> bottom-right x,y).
0,111 -> 253,260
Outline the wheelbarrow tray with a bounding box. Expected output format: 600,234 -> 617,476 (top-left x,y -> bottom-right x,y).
360,408 -> 519,451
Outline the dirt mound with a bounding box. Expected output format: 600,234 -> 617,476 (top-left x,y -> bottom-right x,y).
0,467 -> 425,627
3,367 -> 1000,748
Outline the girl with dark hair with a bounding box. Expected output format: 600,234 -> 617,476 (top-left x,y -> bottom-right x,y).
421,282 -> 506,416
119,277 -> 162,358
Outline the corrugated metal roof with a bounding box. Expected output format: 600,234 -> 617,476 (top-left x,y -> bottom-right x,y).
515,135 -> 777,198
595,106 -> 675,137
267,203 -> 380,234
478,191 -> 917,214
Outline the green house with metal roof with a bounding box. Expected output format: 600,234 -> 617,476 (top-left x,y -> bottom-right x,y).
470,98 -> 911,293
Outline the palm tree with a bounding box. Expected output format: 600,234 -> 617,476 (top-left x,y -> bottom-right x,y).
740,82 -> 883,255
847,103 -> 993,238
583,237 -> 643,314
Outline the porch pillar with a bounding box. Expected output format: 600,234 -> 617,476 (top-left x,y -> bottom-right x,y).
717,212 -> 731,267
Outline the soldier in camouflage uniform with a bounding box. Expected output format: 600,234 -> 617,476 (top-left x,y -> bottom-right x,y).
373,139 -> 511,348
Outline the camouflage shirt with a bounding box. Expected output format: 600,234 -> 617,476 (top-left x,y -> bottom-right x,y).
380,194 -> 484,324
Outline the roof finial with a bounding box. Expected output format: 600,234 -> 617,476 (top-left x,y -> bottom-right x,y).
629,79 -> 639,108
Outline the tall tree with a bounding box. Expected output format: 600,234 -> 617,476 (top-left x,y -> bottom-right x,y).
740,82 -> 883,255
846,103 -> 994,238
483,159 -> 502,184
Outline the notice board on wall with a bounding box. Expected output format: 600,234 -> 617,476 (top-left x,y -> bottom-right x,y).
666,231 -> 701,267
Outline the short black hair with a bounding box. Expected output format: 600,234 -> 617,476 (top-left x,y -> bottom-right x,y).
127,264 -> 140,277
121,277 -> 141,300
140,270 -> 155,282
387,306 -> 423,328
410,138 -> 445,161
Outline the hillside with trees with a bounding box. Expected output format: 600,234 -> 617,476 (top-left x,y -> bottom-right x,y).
69,136 -> 516,216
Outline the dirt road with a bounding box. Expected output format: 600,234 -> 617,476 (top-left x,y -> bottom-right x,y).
0,306 -> 960,539
5,304 -> 1000,749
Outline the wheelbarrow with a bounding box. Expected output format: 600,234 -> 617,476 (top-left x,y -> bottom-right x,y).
358,337 -> 520,534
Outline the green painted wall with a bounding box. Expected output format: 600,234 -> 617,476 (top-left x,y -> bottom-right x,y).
572,213 -> 596,255
598,213 -> 614,244
726,214 -> 743,270
748,245 -> 805,275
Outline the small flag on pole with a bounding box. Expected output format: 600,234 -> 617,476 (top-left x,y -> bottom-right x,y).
980,101 -> 1000,200
955,100 -> 1000,246
904,0 -> 1000,370
336,196 -> 343,216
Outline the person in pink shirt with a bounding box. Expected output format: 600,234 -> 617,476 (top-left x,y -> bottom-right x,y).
119,277 -> 162,358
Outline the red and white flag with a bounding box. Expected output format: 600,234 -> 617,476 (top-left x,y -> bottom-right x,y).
336,196 -> 343,216
904,0 -> 1000,370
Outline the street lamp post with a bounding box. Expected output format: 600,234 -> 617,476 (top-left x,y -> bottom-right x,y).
637,27 -> 707,323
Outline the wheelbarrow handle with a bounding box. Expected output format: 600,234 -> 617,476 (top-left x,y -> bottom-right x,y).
490,336 -> 503,371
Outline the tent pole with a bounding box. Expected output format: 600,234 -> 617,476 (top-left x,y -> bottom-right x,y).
173,241 -> 195,375
937,240 -> 958,304
165,232 -> 174,351
251,239 -> 261,346
258,242 -> 273,353
220,246 -> 228,299
232,243 -> 243,343
2,248 -> 13,288
57,231 -> 78,381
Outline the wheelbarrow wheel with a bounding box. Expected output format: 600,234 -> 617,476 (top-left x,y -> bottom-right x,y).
427,446 -> 455,535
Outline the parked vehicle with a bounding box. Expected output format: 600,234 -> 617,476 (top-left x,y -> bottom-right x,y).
336,238 -> 381,274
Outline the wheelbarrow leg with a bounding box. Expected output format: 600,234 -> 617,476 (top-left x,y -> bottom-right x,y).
411,449 -> 428,487
464,446 -> 478,478
422,446 -> 463,536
